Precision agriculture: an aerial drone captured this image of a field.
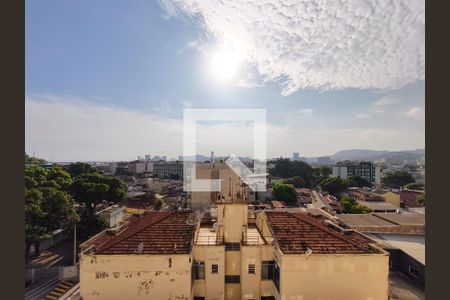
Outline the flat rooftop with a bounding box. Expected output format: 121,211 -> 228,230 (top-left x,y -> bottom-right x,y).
357,201 -> 398,211
338,214 -> 398,227
195,226 -> 220,245
367,233 -> 425,265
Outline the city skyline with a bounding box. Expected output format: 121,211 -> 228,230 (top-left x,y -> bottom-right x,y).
26,0 -> 424,161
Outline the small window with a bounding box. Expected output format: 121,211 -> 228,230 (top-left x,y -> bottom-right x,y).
248,264 -> 256,274
261,261 -> 274,280
409,265 -> 419,278
211,264 -> 218,274
193,297 -> 205,300
194,261 -> 205,279
261,297 -> 276,300
225,275 -> 240,284
225,243 -> 241,251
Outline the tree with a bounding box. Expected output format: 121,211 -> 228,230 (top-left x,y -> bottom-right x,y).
273,183 -> 298,203
270,159 -> 315,186
71,172 -> 126,215
66,162 -> 97,178
382,171 -> 415,189
313,166 -> 332,182
346,176 -> 372,188
25,168 -> 78,259
154,199 -> 164,210
283,176 -> 306,188
339,195 -> 371,214
340,196 -> 356,213
320,177 -> 347,195
417,194 -> 425,206
405,183 -> 424,190
351,204 -> 372,214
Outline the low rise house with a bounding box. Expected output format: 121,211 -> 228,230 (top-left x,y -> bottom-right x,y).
400,190 -> 424,208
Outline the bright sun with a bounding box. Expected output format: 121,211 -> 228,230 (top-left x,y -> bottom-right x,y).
210,48 -> 240,82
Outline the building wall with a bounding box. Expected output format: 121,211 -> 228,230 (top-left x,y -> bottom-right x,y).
218,204 -> 248,243
279,254 -> 389,300
193,245 -> 226,300
80,254 -> 192,300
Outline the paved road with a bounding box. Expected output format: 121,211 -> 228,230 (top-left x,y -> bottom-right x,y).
26,239 -> 76,270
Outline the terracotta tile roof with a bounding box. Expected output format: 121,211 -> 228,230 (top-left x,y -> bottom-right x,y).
94,211 -> 195,255
265,211 -> 375,254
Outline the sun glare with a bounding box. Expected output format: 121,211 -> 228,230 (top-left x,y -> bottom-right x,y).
210,48 -> 240,82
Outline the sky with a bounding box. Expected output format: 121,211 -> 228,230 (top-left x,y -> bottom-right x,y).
25,0 -> 425,162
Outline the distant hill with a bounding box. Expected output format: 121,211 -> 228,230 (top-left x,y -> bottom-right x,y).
330,149 -> 425,164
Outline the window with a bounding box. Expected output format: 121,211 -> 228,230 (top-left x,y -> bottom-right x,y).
194,261 -> 205,279
261,261 -> 274,280
261,297 -> 276,300
248,264 -> 256,274
193,297 -> 205,300
211,264 -> 219,274
225,243 -> 240,251
262,261 -> 280,292
225,275 -> 240,284
409,265 -> 419,278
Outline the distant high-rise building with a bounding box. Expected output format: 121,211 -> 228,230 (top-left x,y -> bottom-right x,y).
332,161 -> 381,184
293,152 -> 300,161
161,156 -> 167,161
144,154 -> 151,161
137,155 -> 142,161
211,151 -> 214,162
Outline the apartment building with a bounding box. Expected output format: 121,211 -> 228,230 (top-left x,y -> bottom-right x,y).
332,160 -> 381,184
80,201 -> 389,299
153,162 -> 184,179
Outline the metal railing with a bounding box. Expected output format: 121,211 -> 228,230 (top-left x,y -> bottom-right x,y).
25,273 -> 64,300
195,235 -> 224,245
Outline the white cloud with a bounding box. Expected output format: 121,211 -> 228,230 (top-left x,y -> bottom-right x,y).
298,108 -> 314,116
406,107 -> 424,121
373,95 -> 399,107
163,0 -> 424,95
26,96 -> 424,161
355,113 -> 371,119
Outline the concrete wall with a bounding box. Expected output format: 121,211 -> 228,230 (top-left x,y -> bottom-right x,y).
193,245 -> 225,300
218,204 -> 248,243
80,254 -> 192,300
279,254 -> 389,300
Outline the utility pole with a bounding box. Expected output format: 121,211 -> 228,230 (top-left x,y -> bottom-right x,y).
73,224 -> 77,265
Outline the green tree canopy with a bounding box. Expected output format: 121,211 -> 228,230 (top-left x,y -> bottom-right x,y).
320,177 -> 347,195
346,175 -> 372,188
66,162 -> 97,178
282,176 -> 306,188
382,171 -> 415,188
273,183 -> 298,203
417,194 -> 425,206
404,182 -> 424,190
339,195 -> 371,214
154,198 -> 164,210
270,159 -> 315,186
71,172 -> 126,215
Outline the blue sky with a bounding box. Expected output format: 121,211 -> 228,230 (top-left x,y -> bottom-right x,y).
25,0 -> 425,161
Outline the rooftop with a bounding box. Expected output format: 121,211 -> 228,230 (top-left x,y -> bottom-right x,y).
265,211 -> 378,255
367,233 -> 425,265
84,211 -> 195,255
